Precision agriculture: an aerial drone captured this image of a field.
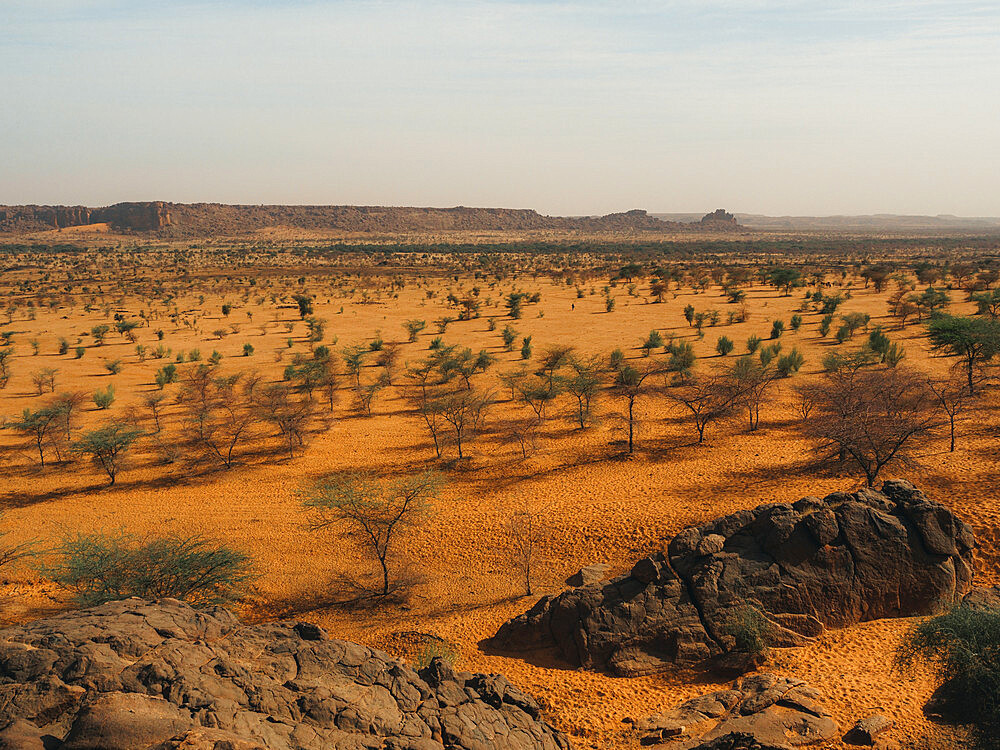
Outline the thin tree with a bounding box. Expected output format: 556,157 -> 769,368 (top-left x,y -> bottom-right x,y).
10,406 -> 60,467
507,501 -> 544,596
664,374 -> 739,443
73,423 -> 144,485
611,361 -> 663,454
927,371 -> 979,452
303,471 -> 441,597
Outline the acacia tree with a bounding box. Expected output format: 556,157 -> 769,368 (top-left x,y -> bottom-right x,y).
254,383 -> 316,459
797,366 -> 937,486
436,388 -> 493,459
10,406 -> 60,467
927,315 -> 1000,394
664,374 -> 739,443
507,501 -> 544,596
179,369 -> 258,468
612,361 -> 663,454
303,471 -> 442,597
927,371 -> 978,452
727,356 -> 778,431
565,355 -> 605,428
73,423 -> 144,485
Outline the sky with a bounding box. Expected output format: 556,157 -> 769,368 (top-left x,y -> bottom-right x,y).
1,0 -> 998,216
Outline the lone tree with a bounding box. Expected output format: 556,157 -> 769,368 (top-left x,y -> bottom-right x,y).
73,423 -> 144,485
797,366 -> 937,486
727,356 -> 778,431
664,374 -> 739,443
927,371 -> 979,452
927,314 -> 1000,394
506,501 -> 545,596
612,361 -> 663,454
10,406 -> 60,467
292,294 -> 313,318
303,471 -> 442,597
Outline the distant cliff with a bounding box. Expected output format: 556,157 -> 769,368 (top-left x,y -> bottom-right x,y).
0,202 -> 741,237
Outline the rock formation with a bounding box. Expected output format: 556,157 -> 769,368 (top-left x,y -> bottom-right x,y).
636,673 -> 838,748
0,598 -> 570,750
0,203 -> 742,237
699,209 -> 738,227
493,481 -> 974,676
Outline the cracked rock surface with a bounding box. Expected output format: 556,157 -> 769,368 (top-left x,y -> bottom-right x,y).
638,673 -> 838,749
493,481 -> 974,675
0,598 -> 570,750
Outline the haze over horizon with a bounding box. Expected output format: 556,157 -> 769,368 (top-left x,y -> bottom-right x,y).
3,1 -> 998,217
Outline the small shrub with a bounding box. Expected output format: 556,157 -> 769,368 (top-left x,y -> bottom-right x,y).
776,348 -> 805,376
642,330 -> 664,356
721,604 -> 771,657
93,385 -> 115,409
74,346 -> 86,359
770,320 -> 785,339
716,336 -> 734,356
896,604 -> 1000,749
520,336 -> 533,360
610,348 -> 624,370
746,335 -> 761,354
104,359 -> 122,375
790,314 -> 802,331
415,638 -> 459,669
45,532 -> 255,607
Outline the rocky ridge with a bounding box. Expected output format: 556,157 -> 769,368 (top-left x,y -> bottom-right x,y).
0,203 -> 742,237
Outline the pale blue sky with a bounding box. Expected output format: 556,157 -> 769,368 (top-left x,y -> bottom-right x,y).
2,1 -> 998,215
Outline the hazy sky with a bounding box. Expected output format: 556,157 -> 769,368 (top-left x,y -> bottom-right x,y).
2,0 -> 998,215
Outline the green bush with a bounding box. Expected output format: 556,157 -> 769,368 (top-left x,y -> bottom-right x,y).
770,320 -> 785,339
716,336 -> 734,356
520,335 -> 533,360
818,314 -> 833,337
93,385 -> 115,409
415,638 -> 459,669
721,604 -> 771,656
746,335 -> 761,354
642,330 -> 664,356
776,348 -> 805,377
45,532 -> 255,607
790,314 -> 802,331
896,604 -> 1000,749
610,348 -> 624,370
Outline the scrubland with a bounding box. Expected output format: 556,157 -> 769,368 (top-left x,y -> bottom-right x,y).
2,234 -> 999,748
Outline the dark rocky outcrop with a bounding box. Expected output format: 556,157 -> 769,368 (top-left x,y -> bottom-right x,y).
0,203 -> 741,237
0,598 -> 570,750
637,673 -> 838,748
699,209 -> 738,227
493,481 -> 974,676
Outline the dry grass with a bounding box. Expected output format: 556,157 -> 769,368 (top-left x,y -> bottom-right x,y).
0,244 -> 992,749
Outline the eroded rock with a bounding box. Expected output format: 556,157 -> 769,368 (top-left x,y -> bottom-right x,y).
493,481 -> 974,675
638,674 -> 838,749
0,599 -> 570,750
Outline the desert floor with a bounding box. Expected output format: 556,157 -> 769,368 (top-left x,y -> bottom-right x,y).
0,251 -> 992,749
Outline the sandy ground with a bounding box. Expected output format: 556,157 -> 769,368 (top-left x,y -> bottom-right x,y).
0,257 -> 989,748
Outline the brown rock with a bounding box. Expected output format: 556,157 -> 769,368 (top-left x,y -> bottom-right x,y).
493,481 -> 974,674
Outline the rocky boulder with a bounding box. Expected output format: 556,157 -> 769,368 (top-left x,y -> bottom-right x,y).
637,673 -> 838,749
0,598 -> 570,750
493,481 -> 974,675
